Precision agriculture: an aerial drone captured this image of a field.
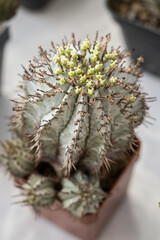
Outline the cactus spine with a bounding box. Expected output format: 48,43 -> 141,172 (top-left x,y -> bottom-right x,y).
0,33 -> 150,215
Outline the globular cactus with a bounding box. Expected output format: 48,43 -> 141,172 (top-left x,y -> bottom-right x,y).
59,172 -> 106,217
0,137 -> 35,177
0,0 -> 19,22
12,33 -> 147,175
18,174 -> 55,211
0,33 -> 150,216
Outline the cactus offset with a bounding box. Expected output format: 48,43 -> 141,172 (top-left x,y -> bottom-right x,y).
0,137 -> 35,177
0,33 -> 150,216
0,0 -> 19,22
18,174 -> 55,211
59,171 -> 106,217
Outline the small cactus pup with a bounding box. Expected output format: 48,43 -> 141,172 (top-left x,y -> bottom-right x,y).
59,172 -> 106,218
0,32 -> 150,218
17,174 -> 56,211
0,137 -> 35,177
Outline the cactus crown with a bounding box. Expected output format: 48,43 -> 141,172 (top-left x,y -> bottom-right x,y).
0,33 -> 150,216
0,0 -> 19,22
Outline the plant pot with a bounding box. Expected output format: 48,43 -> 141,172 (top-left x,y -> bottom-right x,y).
18,0 -> 51,10
40,138 -> 141,240
0,27 -> 9,95
107,0 -> 160,76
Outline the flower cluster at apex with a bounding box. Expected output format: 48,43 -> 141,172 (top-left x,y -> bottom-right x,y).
53,38 -> 120,97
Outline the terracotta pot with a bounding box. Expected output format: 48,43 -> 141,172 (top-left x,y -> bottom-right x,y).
40,138 -> 141,240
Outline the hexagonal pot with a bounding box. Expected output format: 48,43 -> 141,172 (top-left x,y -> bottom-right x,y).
107,0 -> 160,76
39,138 -> 141,240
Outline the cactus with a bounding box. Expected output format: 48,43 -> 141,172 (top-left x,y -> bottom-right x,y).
59,171 -> 106,217
0,33 -> 150,216
13,33 -> 147,175
0,137 -> 35,177
18,174 -> 56,211
0,0 -> 19,22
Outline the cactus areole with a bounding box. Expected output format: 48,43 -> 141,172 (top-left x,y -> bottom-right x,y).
0,33 -> 150,217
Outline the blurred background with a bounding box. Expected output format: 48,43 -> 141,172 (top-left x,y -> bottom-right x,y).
0,0 -> 160,239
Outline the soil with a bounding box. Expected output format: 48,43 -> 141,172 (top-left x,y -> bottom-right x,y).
109,0 -> 160,31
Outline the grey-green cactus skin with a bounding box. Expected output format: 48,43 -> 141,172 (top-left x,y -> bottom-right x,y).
0,33 -> 150,215
0,0 -> 19,22
12,34 -> 148,175
0,137 -> 35,177
59,172 -> 106,218
19,174 -> 55,211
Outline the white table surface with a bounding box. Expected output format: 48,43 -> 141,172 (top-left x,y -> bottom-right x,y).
0,0 -> 160,239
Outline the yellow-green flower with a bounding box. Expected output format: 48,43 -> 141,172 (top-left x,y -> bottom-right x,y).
88,67 -> 95,75
86,80 -> 93,88
68,70 -> 76,78
55,68 -> 63,74
109,60 -> 117,69
129,94 -> 136,103
109,76 -> 117,84
95,73 -> 103,80
61,58 -> 68,67
94,42 -> 102,51
71,52 -> 78,61
79,75 -> 87,83
57,46 -> 65,56
53,55 -> 60,64
65,44 -> 72,55
81,38 -> 91,52
100,79 -> 106,86
75,86 -> 82,95
68,61 -> 75,69
95,62 -> 103,72
87,88 -> 94,96
59,77 -> 66,85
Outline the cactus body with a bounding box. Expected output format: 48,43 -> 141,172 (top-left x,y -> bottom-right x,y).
0,137 -> 34,177
19,174 -> 55,211
13,34 -> 147,175
0,33 -> 150,215
59,172 -> 106,217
